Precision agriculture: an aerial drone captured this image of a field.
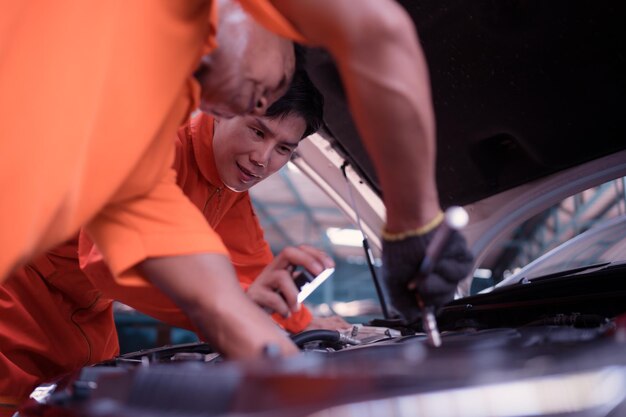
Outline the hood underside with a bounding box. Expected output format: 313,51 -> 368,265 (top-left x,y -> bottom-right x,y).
304,1 -> 626,206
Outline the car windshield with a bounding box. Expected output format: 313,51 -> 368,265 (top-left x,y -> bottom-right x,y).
501,215 -> 626,283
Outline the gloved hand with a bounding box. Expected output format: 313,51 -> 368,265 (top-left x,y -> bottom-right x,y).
382,224 -> 473,323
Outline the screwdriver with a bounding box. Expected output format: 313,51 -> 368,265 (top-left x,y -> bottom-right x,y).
408,206 -> 469,347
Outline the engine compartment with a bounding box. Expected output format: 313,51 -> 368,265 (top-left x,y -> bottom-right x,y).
23,324 -> 626,416
21,270 -> 626,417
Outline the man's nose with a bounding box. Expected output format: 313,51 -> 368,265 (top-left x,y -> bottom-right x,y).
251,145 -> 272,168
252,96 -> 269,116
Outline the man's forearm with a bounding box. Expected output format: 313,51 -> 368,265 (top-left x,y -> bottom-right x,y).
335,11 -> 440,232
136,253 -> 298,358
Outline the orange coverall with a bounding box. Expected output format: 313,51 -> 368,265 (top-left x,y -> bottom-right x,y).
0,0 -> 305,413
0,0 -> 305,281
0,112 -> 312,411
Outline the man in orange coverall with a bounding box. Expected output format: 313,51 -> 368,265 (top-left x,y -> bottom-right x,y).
1,0 -> 473,399
0,69 -> 348,413
1,0 -> 308,366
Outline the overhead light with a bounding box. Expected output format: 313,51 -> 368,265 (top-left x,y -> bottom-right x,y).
474,268 -> 493,279
326,227 -> 363,247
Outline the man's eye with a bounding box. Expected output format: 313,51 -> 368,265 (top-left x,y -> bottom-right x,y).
277,146 -> 292,155
251,127 -> 264,138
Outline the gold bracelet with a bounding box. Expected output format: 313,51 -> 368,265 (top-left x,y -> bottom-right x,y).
381,211 -> 444,241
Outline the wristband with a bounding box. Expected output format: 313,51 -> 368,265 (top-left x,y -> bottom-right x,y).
381,211 -> 444,241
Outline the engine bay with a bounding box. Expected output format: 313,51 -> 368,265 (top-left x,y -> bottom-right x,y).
23,291 -> 626,417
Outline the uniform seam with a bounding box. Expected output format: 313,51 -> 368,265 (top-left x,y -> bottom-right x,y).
69,293 -> 104,368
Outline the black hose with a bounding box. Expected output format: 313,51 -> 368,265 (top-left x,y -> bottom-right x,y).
290,330 -> 340,347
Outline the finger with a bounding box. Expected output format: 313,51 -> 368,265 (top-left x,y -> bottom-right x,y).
273,270 -> 300,313
258,290 -> 291,318
274,246 -> 333,275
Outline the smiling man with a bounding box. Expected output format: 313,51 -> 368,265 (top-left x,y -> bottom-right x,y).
83,69 -> 348,331
0,70 -> 348,412
81,69 -> 350,329
213,108 -> 302,192
189,77 -> 349,327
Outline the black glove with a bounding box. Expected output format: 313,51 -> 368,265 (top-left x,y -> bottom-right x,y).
382,226 -> 473,323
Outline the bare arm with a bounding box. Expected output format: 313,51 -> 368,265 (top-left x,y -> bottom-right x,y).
269,0 -> 440,232
136,253 -> 298,358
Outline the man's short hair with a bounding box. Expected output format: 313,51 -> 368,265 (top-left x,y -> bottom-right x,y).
265,68 -> 324,139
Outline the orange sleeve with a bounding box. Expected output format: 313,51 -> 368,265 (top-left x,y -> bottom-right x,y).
84,166 -> 228,285
0,1 -> 214,281
216,194 -> 312,333
237,0 -> 307,43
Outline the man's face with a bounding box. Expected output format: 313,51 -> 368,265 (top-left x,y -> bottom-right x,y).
197,5 -> 295,118
212,113 -> 306,192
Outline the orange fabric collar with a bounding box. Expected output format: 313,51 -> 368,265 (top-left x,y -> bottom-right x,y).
189,112 -> 223,187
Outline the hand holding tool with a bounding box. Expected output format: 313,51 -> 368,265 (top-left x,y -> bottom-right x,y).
381,208 -> 473,337
408,206 -> 469,347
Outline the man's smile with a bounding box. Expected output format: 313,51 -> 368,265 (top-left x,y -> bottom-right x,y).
236,162 -> 262,183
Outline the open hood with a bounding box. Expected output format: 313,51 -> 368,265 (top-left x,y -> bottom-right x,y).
306,1 -> 626,205
297,1 -> 626,277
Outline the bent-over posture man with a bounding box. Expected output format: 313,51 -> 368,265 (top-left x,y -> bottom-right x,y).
1,4 -> 304,414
